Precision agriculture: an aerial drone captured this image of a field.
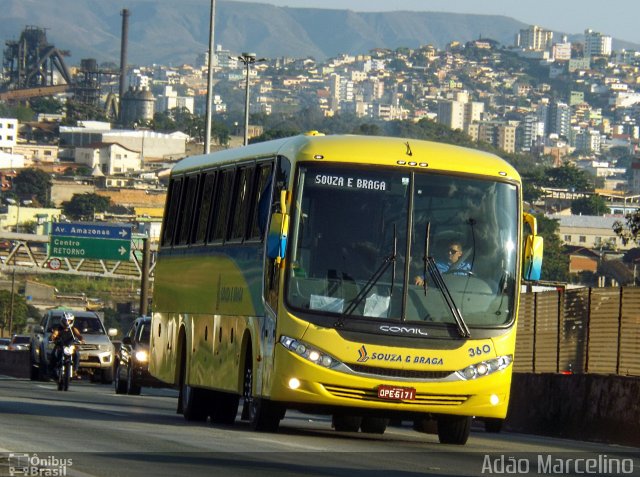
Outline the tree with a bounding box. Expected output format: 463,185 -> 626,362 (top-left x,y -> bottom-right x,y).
535,214 -> 569,282
571,195 -> 609,216
62,193 -> 111,220
12,168 -> 52,206
542,163 -> 595,192
0,290 -> 29,335
613,211 -> 640,246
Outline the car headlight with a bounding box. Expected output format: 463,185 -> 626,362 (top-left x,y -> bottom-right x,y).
456,355 -> 513,380
99,344 -> 112,352
135,350 -> 149,362
280,336 -> 341,369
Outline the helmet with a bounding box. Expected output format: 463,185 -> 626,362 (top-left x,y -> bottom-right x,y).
61,312 -> 75,327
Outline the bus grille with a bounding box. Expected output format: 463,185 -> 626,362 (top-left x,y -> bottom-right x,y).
322,384 -> 469,406
78,344 -> 99,351
347,362 -> 453,380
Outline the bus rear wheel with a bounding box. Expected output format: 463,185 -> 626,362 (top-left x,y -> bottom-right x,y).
436,415 -> 471,445
181,383 -> 209,421
210,391 -> 239,425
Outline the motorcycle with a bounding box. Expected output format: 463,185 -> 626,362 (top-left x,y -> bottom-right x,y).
56,341 -> 77,391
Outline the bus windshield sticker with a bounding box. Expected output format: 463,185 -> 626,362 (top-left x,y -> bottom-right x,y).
313,174 -> 387,191
310,295 -> 345,313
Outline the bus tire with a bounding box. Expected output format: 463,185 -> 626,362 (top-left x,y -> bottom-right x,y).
210,392 -> 239,425
437,415 -> 471,445
242,356 -> 282,431
360,417 -> 388,434
249,398 -> 283,432
182,384 -> 208,422
332,414 -> 362,432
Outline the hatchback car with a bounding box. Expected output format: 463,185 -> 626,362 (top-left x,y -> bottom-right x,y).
114,316 -> 164,395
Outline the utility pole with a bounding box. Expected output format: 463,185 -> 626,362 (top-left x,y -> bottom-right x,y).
204,0 -> 216,154
139,237 -> 151,316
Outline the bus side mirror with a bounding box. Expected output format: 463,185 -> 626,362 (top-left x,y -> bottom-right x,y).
523,235 -> 543,281
266,190 -> 289,262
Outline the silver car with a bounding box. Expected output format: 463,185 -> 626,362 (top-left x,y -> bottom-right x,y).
30,310 -> 117,383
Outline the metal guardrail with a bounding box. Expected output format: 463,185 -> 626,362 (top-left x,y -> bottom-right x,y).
515,287 -> 640,376
0,234 -> 156,280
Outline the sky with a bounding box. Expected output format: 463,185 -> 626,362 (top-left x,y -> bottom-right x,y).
232,0 -> 640,45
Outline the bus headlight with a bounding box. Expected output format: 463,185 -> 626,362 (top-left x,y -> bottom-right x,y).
456,355 -> 513,380
135,350 -> 149,362
280,336 -> 341,369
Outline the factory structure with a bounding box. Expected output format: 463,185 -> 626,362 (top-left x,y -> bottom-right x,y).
0,9 -> 156,127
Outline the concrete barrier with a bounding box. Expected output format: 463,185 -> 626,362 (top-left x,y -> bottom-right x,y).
506,373 -> 640,447
1,354 -> 638,447
0,350 -> 31,378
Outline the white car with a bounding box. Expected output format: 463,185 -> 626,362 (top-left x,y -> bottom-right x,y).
30,310 -> 117,383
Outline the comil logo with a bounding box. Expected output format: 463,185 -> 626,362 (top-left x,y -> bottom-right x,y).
356,345 -> 369,362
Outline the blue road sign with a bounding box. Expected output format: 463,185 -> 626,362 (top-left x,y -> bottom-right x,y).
51,223 -> 132,240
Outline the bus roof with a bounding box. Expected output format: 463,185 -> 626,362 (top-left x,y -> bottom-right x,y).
171,134 -> 520,181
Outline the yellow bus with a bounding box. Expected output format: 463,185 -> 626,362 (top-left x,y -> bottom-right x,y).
150,133 -> 543,445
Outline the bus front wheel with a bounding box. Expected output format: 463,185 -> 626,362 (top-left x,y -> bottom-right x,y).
181,383 -> 208,422
360,417 -> 388,434
242,360 -> 283,431
436,415 -> 471,445
332,414 -> 362,432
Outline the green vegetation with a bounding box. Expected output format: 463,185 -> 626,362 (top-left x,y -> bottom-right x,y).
0,290 -> 40,336
62,193 -> 111,220
12,169 -> 53,207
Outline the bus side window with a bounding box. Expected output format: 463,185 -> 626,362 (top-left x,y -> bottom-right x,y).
228,165 -> 256,241
209,168 -> 236,243
194,171 -> 217,244
177,174 -> 200,245
248,162 -> 274,241
161,177 -> 183,247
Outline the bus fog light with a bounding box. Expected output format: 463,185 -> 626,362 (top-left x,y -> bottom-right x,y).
490,394 -> 500,406
288,377 -> 301,389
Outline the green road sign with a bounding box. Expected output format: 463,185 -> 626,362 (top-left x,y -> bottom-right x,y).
50,236 -> 131,261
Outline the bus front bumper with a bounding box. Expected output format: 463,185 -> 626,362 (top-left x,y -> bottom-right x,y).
269,346 -> 511,418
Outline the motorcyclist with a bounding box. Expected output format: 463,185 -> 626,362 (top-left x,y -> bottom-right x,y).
49,312 -> 84,378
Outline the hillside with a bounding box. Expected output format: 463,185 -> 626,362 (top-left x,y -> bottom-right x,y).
0,0 -> 637,66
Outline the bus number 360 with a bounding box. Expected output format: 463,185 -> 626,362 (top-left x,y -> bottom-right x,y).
468,345 -> 491,357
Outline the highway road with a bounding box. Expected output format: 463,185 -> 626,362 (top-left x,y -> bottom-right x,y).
0,376 -> 638,477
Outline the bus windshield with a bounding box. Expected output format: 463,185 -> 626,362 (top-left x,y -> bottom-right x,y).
285,163 -> 519,328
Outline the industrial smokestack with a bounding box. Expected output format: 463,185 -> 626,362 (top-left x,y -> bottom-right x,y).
119,8 -> 130,121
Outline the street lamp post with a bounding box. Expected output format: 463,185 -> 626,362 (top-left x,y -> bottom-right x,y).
236,53 -> 265,146
6,198 -> 31,335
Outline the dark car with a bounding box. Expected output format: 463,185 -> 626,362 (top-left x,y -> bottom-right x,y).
9,335 -> 31,351
114,316 -> 164,395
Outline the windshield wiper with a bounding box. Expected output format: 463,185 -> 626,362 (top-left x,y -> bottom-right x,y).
342,225 -> 397,317
419,220 -> 469,337
426,257 -> 471,338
